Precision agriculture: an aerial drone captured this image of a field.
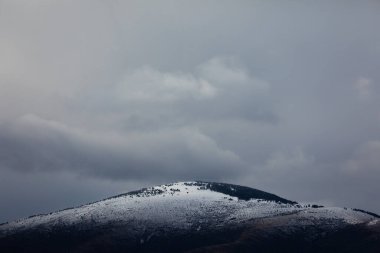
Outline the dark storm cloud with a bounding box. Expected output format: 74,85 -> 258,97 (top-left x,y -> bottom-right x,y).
0,114 -> 245,181
1,0 -> 380,222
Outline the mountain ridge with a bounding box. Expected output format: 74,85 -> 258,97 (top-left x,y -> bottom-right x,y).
1,181 -> 379,253
2,181 -> 298,225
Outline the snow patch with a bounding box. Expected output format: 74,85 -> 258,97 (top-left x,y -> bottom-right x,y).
368,219 -> 379,226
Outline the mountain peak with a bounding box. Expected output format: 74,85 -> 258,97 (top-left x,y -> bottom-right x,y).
105,181 -> 296,205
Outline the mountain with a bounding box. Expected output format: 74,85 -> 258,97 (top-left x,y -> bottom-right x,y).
0,181 -> 379,253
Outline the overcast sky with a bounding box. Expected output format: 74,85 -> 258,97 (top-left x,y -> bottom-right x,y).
1,0 -> 380,223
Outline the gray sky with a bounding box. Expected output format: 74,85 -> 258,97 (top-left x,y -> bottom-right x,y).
1,0 -> 380,223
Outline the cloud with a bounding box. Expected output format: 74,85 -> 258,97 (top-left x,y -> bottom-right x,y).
112,57 -> 268,106
116,66 -> 217,103
197,57 -> 268,90
0,114 -> 245,181
76,57 -> 276,131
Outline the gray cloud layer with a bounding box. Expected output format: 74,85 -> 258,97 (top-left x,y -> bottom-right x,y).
1,0 -> 380,222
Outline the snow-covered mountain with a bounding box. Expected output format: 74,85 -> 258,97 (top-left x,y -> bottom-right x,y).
1,181 -> 379,252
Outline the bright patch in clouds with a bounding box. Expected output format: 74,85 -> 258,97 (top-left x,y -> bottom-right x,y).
354,77 -> 373,99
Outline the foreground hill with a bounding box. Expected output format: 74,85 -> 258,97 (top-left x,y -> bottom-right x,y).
0,181 -> 379,252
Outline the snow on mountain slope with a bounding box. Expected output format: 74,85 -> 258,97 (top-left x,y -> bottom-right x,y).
0,181 -> 375,237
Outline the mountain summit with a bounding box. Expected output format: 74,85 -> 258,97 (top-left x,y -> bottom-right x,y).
1,181 -> 379,252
